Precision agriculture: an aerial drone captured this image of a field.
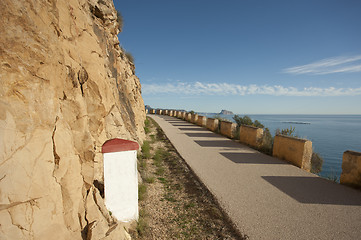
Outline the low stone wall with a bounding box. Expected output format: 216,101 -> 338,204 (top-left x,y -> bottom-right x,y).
197,116 -> 207,127
340,150 -> 361,188
191,114 -> 198,124
220,121 -> 236,138
240,125 -> 264,148
273,135 -> 312,171
206,118 -> 219,132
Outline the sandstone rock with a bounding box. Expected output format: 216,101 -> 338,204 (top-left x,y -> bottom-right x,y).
0,0 -> 145,238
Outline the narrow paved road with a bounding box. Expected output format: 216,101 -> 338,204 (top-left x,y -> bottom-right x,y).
149,114 -> 361,240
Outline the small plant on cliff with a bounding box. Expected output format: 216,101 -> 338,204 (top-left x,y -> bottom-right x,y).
125,51 -> 135,63
116,10 -> 123,32
311,152 -> 324,174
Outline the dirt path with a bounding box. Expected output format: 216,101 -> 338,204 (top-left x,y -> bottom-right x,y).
130,117 -> 247,240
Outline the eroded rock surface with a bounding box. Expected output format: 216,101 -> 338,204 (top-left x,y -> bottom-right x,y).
0,0 -> 145,239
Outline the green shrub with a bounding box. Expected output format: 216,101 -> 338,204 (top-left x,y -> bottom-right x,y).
311,152 -> 323,174
144,127 -> 150,134
233,115 -> 253,127
144,118 -> 150,127
258,128 -> 273,155
253,120 -> 264,128
136,215 -> 148,236
276,126 -> 296,137
141,141 -> 151,159
138,184 -> 147,201
144,175 -> 155,183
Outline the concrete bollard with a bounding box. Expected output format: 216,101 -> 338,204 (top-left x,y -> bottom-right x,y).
191,114 -> 198,124
177,111 -> 182,118
273,135 -> 312,171
206,118 -> 219,132
102,138 -> 139,222
181,112 -> 187,120
240,125 -> 264,148
185,113 -> 192,122
197,116 -> 207,127
220,121 -> 236,138
340,150 -> 361,188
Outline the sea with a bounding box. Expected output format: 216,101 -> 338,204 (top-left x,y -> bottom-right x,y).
203,113 -> 361,181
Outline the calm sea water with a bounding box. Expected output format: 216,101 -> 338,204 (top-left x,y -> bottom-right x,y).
204,113 -> 361,181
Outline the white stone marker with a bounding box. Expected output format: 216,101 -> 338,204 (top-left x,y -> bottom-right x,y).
102,138 -> 139,222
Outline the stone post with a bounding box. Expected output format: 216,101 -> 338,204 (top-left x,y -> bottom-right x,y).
220,121 -> 236,138
273,135 -> 312,171
340,150 -> 361,188
240,125 -> 264,148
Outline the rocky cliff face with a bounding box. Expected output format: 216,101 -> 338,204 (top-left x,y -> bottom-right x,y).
0,0 -> 145,239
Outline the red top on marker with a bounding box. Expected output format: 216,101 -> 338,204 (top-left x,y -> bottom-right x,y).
102,138 -> 139,153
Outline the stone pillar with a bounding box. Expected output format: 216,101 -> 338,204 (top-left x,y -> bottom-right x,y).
240,125 -> 264,148
220,121 -> 236,138
273,135 -> 312,171
181,112 -> 186,119
185,113 -> 192,122
156,109 -> 162,115
191,114 -> 198,124
206,118 -> 219,132
340,150 -> 361,188
197,116 -> 207,127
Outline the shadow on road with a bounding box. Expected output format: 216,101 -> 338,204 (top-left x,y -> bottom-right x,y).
262,176 -> 361,206
220,152 -> 287,165
179,127 -> 209,132
194,140 -> 241,148
185,132 -> 221,138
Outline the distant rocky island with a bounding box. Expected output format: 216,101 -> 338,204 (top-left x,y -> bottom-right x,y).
219,109 -> 234,115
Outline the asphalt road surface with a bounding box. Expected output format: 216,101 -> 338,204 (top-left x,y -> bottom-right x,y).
149,114 -> 361,240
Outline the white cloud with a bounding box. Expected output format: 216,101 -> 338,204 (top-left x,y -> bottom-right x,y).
142,82 -> 361,97
283,55 -> 361,75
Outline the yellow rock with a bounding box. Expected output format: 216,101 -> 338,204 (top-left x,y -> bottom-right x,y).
0,0 -> 145,238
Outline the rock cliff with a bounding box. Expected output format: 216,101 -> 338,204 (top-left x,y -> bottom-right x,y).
0,0 -> 145,239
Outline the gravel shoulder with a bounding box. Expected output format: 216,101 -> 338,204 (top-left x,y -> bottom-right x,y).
130,117 -> 247,240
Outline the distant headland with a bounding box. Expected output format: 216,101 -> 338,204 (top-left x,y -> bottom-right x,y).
219,109 -> 234,115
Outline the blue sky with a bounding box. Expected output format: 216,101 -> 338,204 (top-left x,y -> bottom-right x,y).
114,0 -> 361,114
